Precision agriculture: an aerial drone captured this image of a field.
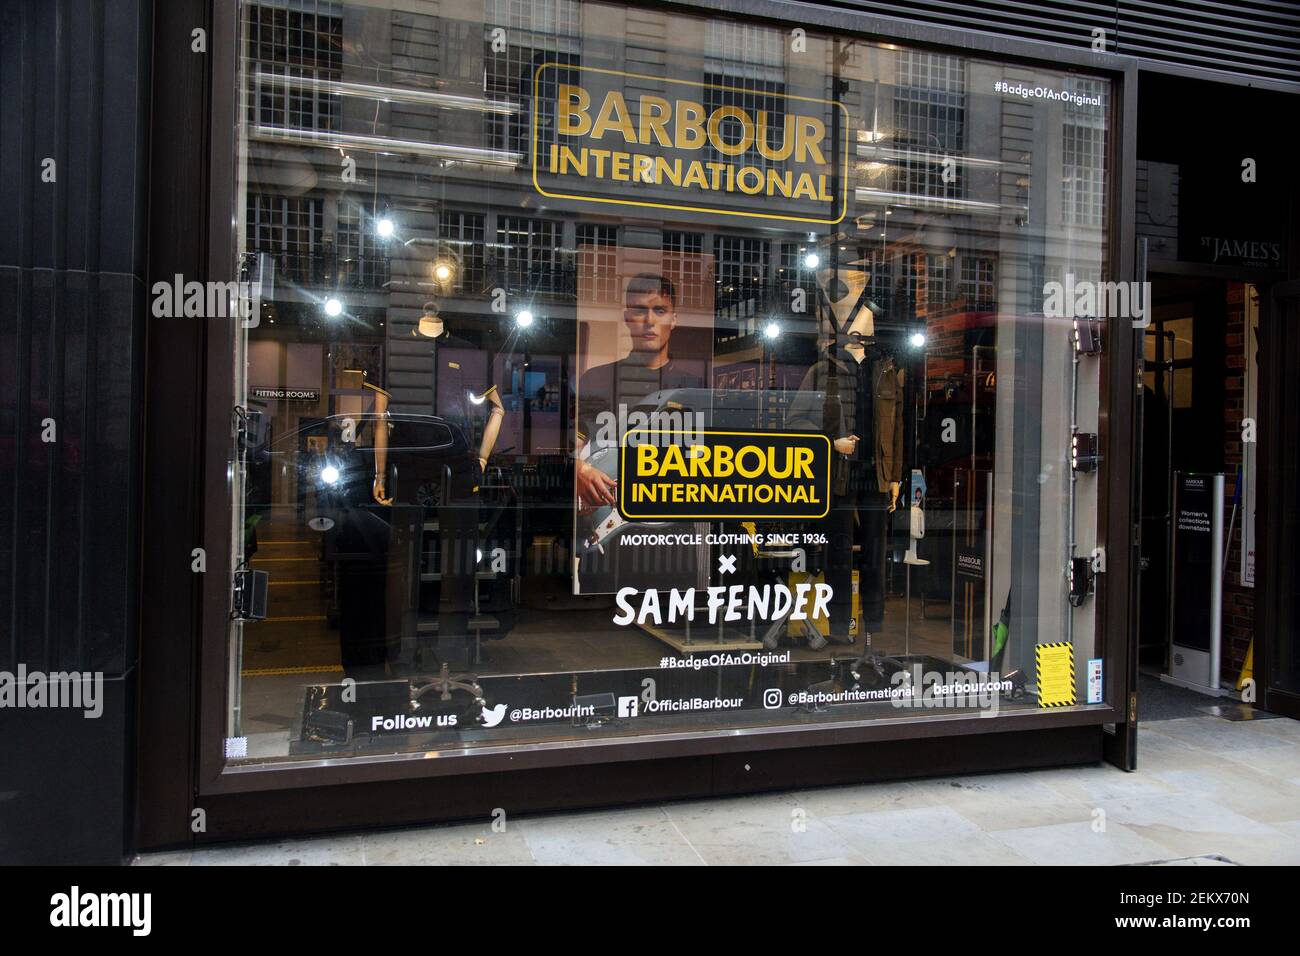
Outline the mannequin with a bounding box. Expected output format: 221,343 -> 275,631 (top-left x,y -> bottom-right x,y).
417,306 -> 445,341
372,301 -> 505,503
375,300 -> 506,671
333,371 -> 394,678
788,255 -> 904,656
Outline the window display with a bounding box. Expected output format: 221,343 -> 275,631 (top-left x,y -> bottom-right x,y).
225,0 -> 1110,763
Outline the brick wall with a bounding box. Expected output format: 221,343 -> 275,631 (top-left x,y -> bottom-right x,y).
1221,282 -> 1254,685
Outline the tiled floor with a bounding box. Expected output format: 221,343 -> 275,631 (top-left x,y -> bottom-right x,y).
136,711 -> 1300,866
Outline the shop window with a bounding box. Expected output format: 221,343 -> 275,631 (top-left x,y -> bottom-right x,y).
336,200 -> 390,289
713,235 -> 768,335
778,242 -> 819,305
226,0 -> 1114,768
701,23 -> 786,172
438,211 -> 488,294
892,51 -> 966,200
1165,316 -> 1195,409
926,253 -> 955,314
483,0 -> 580,159
960,255 -> 997,312
1062,77 -> 1108,228
576,224 -> 619,303
244,3 -> 342,132
496,216 -> 566,296
861,248 -> 894,314
662,232 -> 710,310
701,75 -> 789,172
245,193 -> 325,286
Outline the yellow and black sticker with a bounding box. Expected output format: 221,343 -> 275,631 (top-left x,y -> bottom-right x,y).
1036,642 -> 1077,708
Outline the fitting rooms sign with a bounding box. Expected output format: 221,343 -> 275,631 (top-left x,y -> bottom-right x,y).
532,64 -> 848,225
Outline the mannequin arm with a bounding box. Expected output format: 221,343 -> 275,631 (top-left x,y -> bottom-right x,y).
370,388 -> 392,505
477,386 -> 504,469
888,367 -> 905,509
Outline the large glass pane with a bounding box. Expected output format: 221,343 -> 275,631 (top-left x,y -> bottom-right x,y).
225,0 -> 1111,762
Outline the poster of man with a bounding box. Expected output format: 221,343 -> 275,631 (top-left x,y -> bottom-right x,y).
572,250 -> 714,595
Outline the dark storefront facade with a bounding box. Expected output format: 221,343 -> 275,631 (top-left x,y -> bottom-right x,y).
1,0 -> 1297,865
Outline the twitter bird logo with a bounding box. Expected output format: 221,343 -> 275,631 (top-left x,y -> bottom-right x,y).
479,703 -> 507,728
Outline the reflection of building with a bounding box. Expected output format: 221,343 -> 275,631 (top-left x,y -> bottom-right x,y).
237,4 -> 1103,327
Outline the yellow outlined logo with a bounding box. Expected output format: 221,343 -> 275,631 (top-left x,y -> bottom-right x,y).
531,63 -> 849,226
619,429 -> 832,520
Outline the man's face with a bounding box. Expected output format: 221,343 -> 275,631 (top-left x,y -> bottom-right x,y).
624,291 -> 676,354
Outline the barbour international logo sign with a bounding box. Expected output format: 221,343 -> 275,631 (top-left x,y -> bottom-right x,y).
619,429 -> 832,521
531,63 -> 849,225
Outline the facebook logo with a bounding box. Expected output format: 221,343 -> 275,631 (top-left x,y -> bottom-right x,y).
617,696 -> 639,718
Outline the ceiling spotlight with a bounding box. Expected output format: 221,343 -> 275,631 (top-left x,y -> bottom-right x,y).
909,331 -> 927,348
433,261 -> 454,283
803,253 -> 820,270
320,464 -> 340,485
323,297 -> 343,318
515,310 -> 534,328
763,321 -> 781,340
376,218 -> 395,238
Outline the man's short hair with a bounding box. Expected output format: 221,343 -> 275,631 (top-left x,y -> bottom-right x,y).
625,273 -> 676,308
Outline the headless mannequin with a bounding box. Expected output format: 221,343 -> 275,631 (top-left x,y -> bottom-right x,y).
372,305 -> 505,505
417,309 -> 444,339
801,261 -> 903,667
376,302 -> 507,671
832,295 -> 901,512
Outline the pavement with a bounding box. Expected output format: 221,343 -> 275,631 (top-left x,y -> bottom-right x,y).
136,701 -> 1300,866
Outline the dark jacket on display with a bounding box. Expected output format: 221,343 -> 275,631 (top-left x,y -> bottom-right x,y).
787,344 -> 905,494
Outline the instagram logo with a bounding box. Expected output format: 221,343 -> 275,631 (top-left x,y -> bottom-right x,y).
762,688 -> 783,710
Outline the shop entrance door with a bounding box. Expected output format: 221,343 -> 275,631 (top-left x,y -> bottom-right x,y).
1138,279 -> 1227,671
1259,281 -> 1300,719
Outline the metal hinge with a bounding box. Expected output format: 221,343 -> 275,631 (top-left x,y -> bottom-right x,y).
232,566 -> 268,622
